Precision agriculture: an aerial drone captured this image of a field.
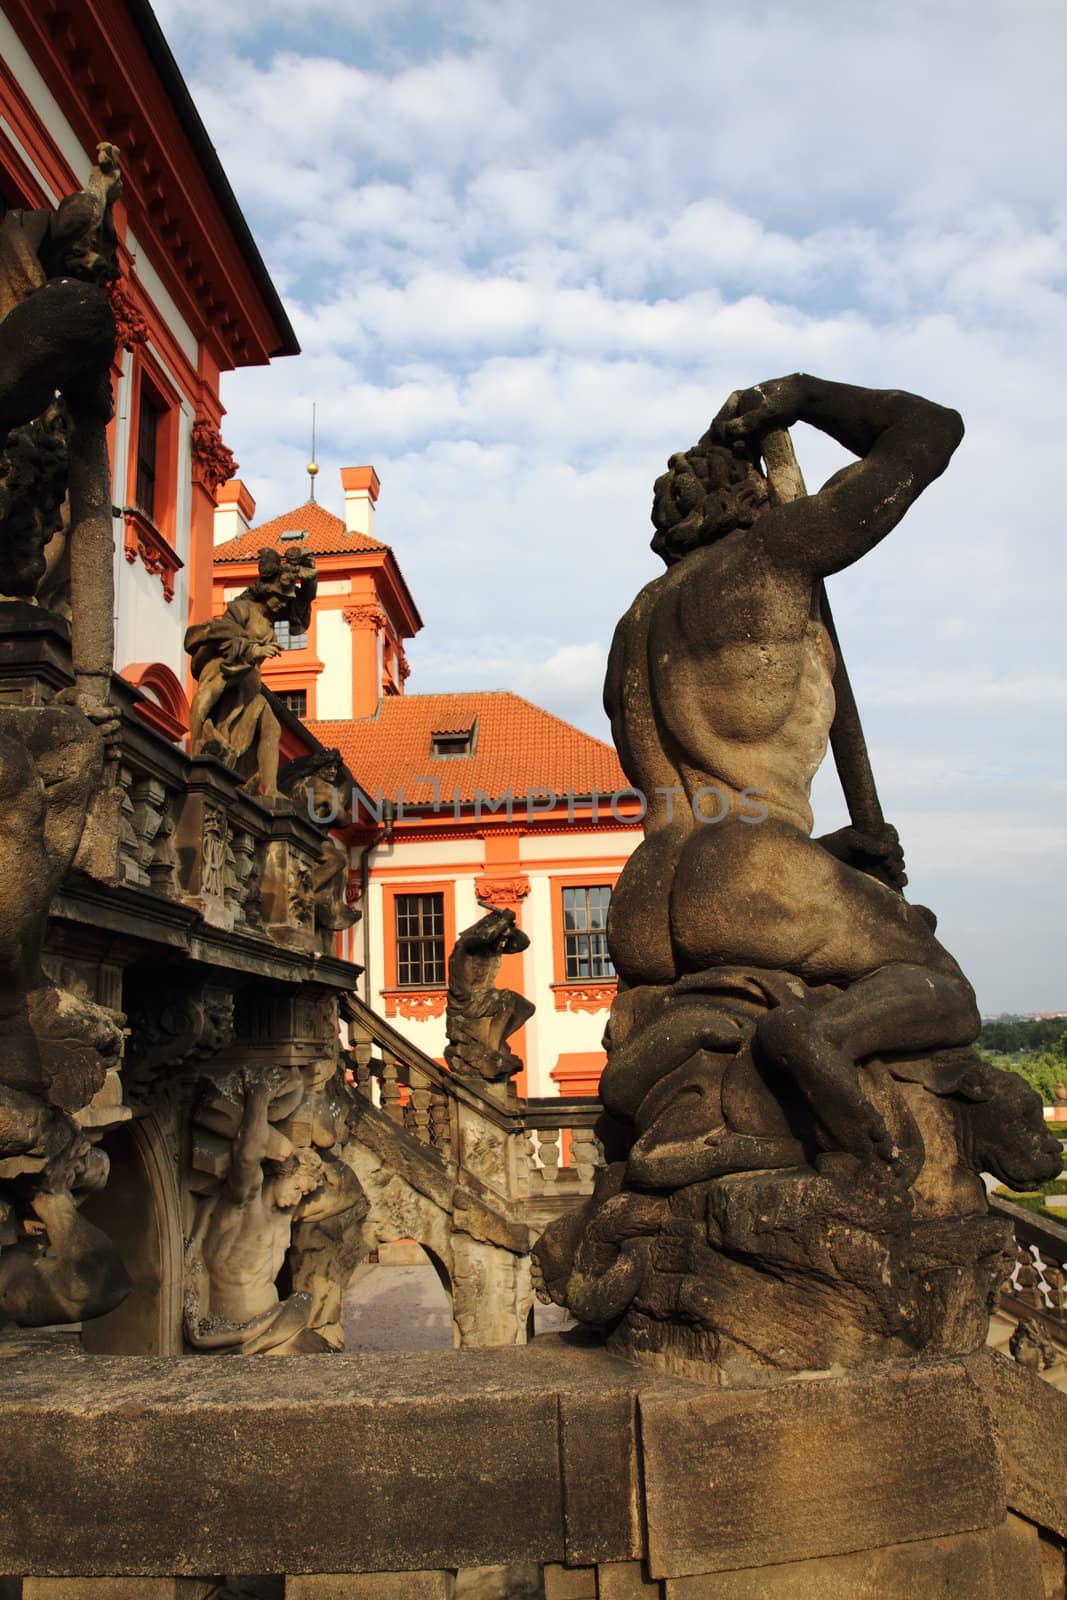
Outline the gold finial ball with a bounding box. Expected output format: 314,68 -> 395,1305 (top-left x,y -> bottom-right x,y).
307,460 -> 319,478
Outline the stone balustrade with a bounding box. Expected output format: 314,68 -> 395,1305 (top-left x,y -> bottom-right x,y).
992,1194 -> 1067,1344
0,603 -> 330,955
345,996 -> 603,1236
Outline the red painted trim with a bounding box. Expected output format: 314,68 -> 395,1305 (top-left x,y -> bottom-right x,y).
121,660 -> 190,742
3,0 -> 289,368
551,872 -> 620,987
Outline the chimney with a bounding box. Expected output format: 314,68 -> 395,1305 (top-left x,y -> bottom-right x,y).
213,479 -> 256,546
340,466 -> 380,538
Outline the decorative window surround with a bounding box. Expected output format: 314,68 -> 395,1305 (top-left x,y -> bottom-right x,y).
123,505 -> 183,602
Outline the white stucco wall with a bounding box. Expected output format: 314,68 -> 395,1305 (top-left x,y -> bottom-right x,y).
315,607 -> 353,719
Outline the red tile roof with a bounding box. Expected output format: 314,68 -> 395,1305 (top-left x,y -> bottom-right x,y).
309,692 -> 627,806
213,499 -> 386,562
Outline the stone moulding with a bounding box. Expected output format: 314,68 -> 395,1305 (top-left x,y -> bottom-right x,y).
0,1345 -> 1062,1594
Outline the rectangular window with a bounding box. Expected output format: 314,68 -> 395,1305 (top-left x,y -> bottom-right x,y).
395,892 -> 446,986
134,383 -> 164,521
562,885 -> 614,979
274,618 -> 308,651
276,689 -> 307,717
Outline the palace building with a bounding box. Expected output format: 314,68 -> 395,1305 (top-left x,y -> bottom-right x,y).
212,466 -> 643,1097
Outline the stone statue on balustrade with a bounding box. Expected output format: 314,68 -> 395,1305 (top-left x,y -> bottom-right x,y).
183,1063 -> 363,1354
279,747 -> 360,945
0,147 -> 134,1332
444,908 -> 535,1086
185,544 -> 318,801
533,374 -> 1062,1383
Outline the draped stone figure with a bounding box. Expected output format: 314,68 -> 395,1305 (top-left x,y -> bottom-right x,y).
186,544 -> 317,800
534,375 -> 1061,1381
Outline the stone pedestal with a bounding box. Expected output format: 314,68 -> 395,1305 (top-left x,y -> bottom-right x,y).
0,1341 -> 1063,1596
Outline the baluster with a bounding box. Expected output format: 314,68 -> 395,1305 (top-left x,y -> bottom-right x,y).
381,1054 -> 404,1124
349,1026 -> 375,1097
571,1124 -> 598,1187
408,1072 -> 432,1145
430,1089 -> 453,1159
1014,1245 -> 1043,1310
1039,1253 -> 1066,1318
539,1126 -> 561,1184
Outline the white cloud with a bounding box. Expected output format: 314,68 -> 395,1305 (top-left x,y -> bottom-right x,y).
160,0 -> 1066,1010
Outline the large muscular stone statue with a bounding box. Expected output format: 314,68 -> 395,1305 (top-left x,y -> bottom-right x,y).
534,375 -> 1061,1381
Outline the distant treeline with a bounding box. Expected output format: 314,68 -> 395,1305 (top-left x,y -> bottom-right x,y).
979,1017 -> 1067,1055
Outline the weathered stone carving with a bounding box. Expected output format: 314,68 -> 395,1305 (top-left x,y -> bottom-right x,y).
185,544 -> 317,800
183,1064 -> 362,1354
534,375 -> 1062,1381
278,748 -> 359,944
0,145 -> 130,1330
0,704 -> 128,1327
444,908 -> 534,1084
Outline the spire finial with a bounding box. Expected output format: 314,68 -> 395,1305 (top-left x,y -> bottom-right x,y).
307,402 -> 319,501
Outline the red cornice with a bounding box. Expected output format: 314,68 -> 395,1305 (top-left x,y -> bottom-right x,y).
3,0 -> 292,369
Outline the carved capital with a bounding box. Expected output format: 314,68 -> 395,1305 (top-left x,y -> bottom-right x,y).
191,418 -> 238,494
343,603 -> 384,632
474,875 -> 531,910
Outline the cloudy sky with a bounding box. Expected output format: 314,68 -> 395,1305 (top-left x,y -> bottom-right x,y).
155,0 -> 1066,1013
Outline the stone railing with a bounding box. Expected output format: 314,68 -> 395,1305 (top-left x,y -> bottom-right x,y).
992,1192 -> 1067,1345
345,994 -> 604,1233
0,603 -> 329,956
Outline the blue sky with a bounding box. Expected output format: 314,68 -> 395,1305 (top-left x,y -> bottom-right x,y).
155,0 -> 1066,1012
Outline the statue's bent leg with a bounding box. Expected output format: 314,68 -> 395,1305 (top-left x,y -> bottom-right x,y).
671,819 -> 979,1162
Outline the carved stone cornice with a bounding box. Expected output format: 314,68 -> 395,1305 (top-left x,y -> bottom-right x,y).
123,507 -> 184,602
191,418 -> 237,495
474,875 -> 531,910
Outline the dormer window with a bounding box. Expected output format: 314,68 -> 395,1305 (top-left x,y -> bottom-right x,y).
280,528 -> 306,541
431,724 -> 475,758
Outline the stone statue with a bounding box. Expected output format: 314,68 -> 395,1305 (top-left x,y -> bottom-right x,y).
184,1065 -> 359,1354
0,702 -> 128,1327
0,146 -> 131,1330
185,544 -> 317,800
444,907 -> 534,1084
0,142 -> 122,713
278,748 -> 360,942
533,375 -> 1062,1381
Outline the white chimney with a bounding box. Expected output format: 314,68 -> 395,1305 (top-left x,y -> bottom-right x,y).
213,479 -> 256,546
340,466 -> 380,538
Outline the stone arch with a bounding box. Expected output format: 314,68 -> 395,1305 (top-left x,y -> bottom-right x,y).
80,1113 -> 183,1354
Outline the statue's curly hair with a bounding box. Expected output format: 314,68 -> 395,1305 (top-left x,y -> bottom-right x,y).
0,402 -> 70,597
650,434 -> 767,566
